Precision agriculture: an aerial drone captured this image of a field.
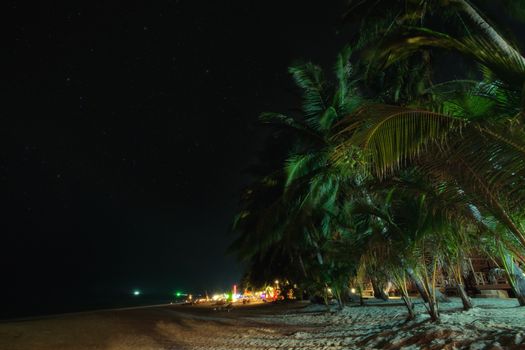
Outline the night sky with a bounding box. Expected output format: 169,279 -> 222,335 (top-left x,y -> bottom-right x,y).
4,1 -> 350,316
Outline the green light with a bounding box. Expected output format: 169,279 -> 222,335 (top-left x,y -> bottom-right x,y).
133,290 -> 141,296
176,292 -> 181,297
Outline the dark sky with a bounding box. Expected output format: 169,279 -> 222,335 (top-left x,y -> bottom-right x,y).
4,0 -> 350,314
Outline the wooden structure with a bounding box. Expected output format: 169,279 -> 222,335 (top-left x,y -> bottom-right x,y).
358,254 -> 512,299
464,256 -> 511,291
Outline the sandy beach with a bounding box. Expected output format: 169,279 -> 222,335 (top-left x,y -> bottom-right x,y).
1,298 -> 524,350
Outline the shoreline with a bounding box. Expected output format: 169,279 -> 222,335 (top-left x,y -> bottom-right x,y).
0,302 -> 179,324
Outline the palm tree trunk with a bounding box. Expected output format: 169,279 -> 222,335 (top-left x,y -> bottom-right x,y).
359,287 -> 365,306
416,258 -> 441,322
504,254 -> 525,306
422,279 -> 440,322
406,268 -> 430,303
310,239 -> 325,266
427,298 -> 440,322
334,287 -> 344,310
392,274 -> 416,321
512,263 -> 525,306
323,288 -> 330,308
316,251 -> 324,266
298,254 -> 308,278
453,0 -> 525,65
400,292 -> 416,321
456,283 -> 473,310
371,278 -> 389,301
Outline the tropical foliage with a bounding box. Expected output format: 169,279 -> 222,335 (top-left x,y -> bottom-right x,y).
230,1 -> 525,321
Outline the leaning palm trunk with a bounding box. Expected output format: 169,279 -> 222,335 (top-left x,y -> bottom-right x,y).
406,267 -> 430,303
419,257 -> 441,322
371,277 -> 389,301
449,259 -> 472,310
298,254 -> 308,278
456,283 -> 472,310
323,287 -> 330,309
356,285 -> 365,306
399,289 -> 416,321
334,287 -> 345,310
316,251 -> 324,266
452,0 -> 525,66
392,270 -> 416,320
310,241 -> 331,309
310,239 -> 325,266
502,253 -> 525,306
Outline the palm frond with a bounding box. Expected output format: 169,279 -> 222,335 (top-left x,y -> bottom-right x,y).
289,62 -> 329,120
334,105 -> 464,177
368,27 -> 525,87
284,153 -> 323,188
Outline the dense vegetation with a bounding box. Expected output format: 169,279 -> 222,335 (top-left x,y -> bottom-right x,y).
230,0 -> 525,321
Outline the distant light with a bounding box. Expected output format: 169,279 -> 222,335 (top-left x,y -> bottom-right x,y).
351,288 -> 356,294
133,290 -> 141,296
274,280 -> 279,284
176,291 -> 182,297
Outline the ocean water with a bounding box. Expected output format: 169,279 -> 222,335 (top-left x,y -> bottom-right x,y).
0,292 -> 178,320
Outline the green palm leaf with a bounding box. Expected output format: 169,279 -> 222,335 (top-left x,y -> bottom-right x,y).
335,105 -> 464,177
368,27 -> 525,86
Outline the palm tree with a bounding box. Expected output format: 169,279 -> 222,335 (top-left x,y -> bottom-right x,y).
334,39 -> 525,250
231,1 -> 525,314
333,17 -> 525,300
345,0 -> 525,65
477,217 -> 525,306
340,184 -> 437,320
230,47 -> 366,298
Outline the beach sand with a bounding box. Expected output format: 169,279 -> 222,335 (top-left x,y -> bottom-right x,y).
1,298 -> 524,349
